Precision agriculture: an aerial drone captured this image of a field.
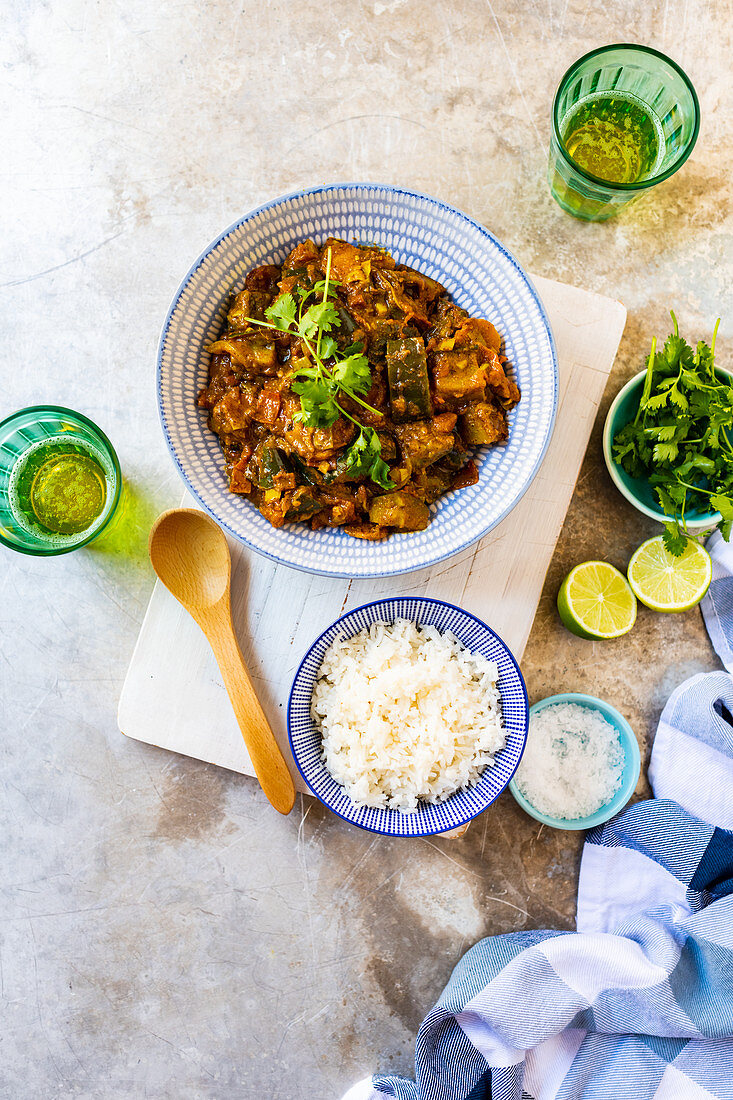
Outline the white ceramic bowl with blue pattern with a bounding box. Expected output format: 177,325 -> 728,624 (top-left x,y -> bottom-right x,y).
158,183 -> 558,578
287,596 -> 529,836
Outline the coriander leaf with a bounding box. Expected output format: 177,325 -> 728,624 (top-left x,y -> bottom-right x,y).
343,427 -> 374,477
291,376 -> 340,427
659,480 -> 687,507
720,518 -> 732,542
660,333 -> 692,370
368,451 -> 395,491
344,428 -> 395,489
695,339 -> 715,377
653,441 -> 679,464
676,453 -> 716,479
668,385 -> 689,411
680,369 -> 706,390
710,493 -> 733,524
662,522 -> 688,556
646,424 -> 678,442
298,300 -> 340,340
332,351 -> 372,395
265,293 -> 297,331
655,485 -> 677,514
319,334 -> 338,359
613,423 -> 647,478
645,391 -> 670,412
312,277 -> 341,295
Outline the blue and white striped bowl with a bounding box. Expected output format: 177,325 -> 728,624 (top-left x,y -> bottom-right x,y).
287,596 -> 529,836
158,183 -> 558,578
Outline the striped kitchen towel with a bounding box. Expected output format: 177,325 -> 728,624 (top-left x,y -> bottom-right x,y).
342,569 -> 733,1099
701,530 -> 733,674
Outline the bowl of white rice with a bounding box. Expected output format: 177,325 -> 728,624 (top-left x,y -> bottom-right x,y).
287,596 -> 528,836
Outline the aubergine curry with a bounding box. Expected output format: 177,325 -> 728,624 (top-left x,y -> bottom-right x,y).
197,238 -> 520,539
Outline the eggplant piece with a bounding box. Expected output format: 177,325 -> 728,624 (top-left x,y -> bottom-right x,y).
376,431 -> 397,462
387,337 -> 433,422
336,306 -> 358,341
431,348 -> 488,410
284,487 -> 322,522
290,455 -> 322,488
366,319 -> 419,361
369,491 -> 430,531
431,445 -> 468,477
253,441 -> 290,489
410,467 -> 455,504
460,403 -> 507,446
206,333 -> 278,375
393,420 -> 455,469
345,522 -> 388,541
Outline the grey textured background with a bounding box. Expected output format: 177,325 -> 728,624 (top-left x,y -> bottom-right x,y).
1,3 -> 729,1098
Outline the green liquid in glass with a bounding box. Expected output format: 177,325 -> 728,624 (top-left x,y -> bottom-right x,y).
10,438 -> 110,540
561,92 -> 663,184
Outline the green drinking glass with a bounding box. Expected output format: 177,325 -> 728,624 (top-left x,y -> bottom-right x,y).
548,44 -> 700,221
0,405 -> 121,556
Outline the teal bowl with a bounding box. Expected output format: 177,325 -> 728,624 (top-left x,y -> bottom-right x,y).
508,692 -> 641,830
602,368 -> 732,529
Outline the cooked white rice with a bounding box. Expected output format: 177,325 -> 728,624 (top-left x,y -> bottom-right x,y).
311,618 -> 505,812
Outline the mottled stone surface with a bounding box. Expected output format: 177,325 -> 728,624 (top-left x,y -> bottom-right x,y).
1,2 -> 730,1097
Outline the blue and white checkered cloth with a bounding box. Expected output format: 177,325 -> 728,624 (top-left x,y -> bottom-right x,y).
343,533 -> 733,1100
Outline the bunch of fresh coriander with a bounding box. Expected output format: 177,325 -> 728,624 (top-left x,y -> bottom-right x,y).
613,312 -> 733,554
246,248 -> 393,490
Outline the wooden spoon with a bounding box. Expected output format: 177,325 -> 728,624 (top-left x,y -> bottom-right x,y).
148,507 -> 295,815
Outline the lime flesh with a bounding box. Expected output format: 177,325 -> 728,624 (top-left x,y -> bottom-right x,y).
557,560 -> 637,639
627,536 -> 712,612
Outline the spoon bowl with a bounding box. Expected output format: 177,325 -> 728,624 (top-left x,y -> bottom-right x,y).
149,507 -> 296,815
149,507 -> 231,615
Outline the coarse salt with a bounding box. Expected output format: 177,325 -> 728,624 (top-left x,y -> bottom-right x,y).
514,702 -> 625,820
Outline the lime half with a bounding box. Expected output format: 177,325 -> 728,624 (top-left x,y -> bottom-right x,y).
557,561 -> 637,639
627,536 -> 712,612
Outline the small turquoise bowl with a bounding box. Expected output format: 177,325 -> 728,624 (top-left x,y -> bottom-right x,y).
508,692 -> 641,830
602,368 -> 733,530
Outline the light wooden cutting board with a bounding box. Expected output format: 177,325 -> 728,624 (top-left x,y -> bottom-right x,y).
119,275 -> 626,812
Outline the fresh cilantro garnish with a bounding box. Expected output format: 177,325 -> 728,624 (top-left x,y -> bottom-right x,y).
343,427 -> 393,490
265,294 -> 297,331
246,249 -> 394,490
613,312 -> 732,554
662,522 -> 688,557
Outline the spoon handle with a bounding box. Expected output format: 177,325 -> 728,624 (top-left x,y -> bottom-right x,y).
208,621 -> 296,815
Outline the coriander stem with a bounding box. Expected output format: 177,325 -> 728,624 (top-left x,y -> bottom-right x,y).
243,316 -> 284,333
333,401 -> 362,429
316,247 -> 332,362
339,385 -> 385,417
676,479 -> 714,497
636,337 -> 657,425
